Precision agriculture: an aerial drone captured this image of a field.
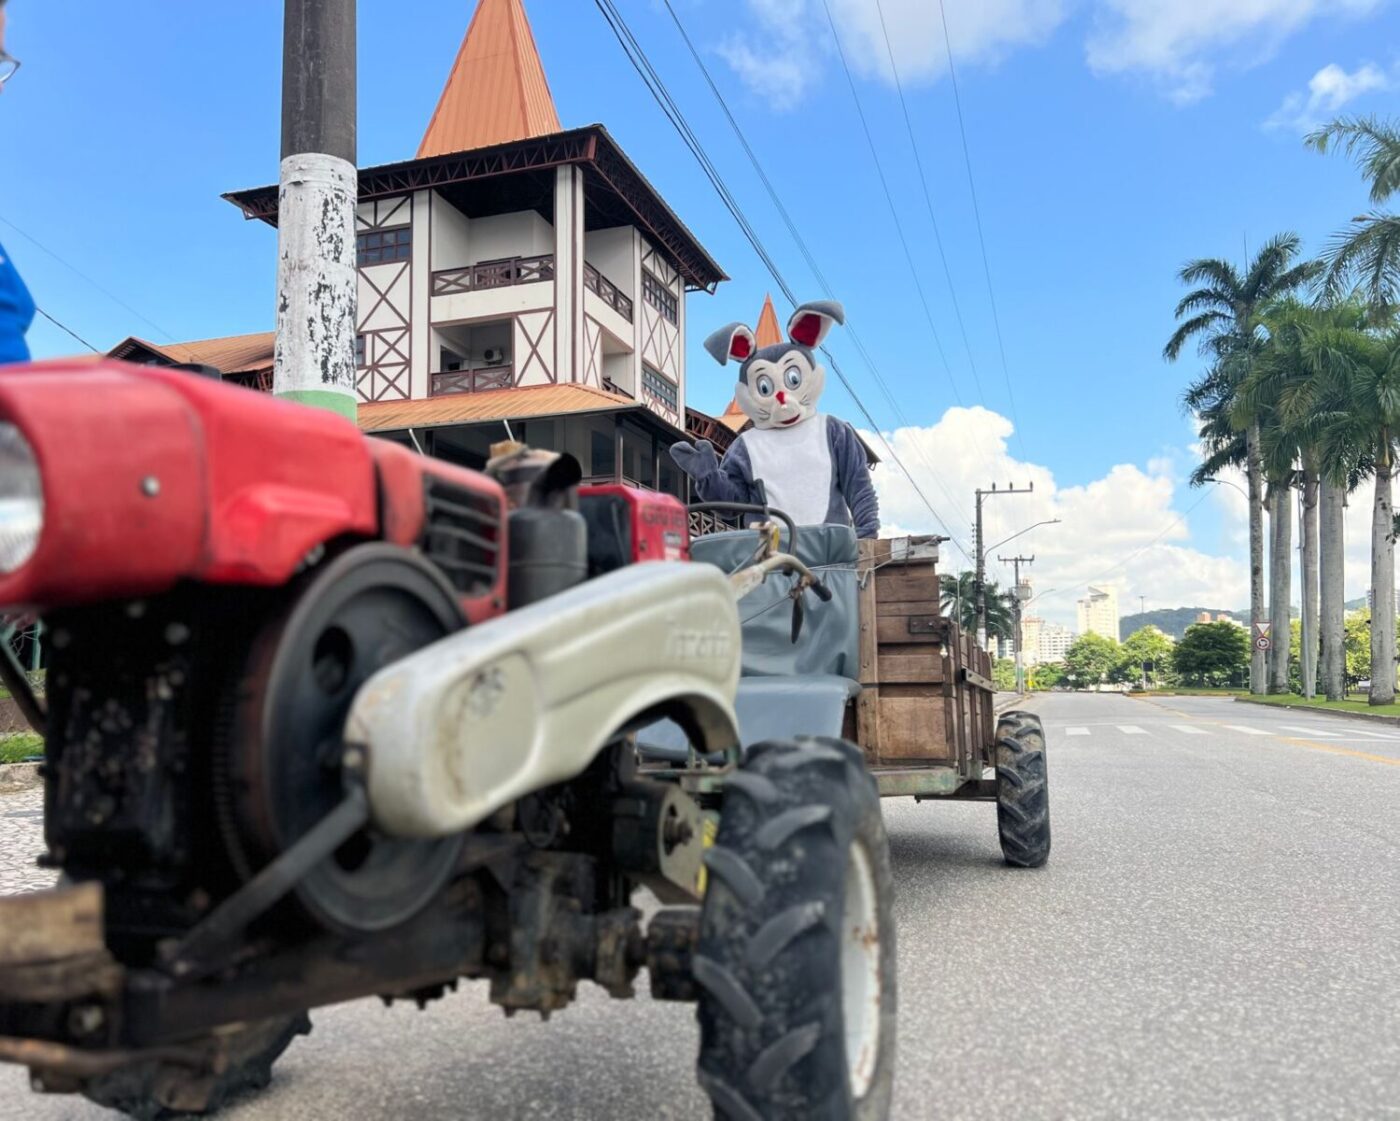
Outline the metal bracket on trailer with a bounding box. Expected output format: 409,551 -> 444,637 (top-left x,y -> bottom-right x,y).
961,666 -> 995,692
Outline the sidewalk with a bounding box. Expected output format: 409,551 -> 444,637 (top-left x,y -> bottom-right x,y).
1234,695 -> 1400,728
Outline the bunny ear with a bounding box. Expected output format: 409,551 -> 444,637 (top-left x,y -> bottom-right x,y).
787,300 -> 845,348
703,322 -> 758,366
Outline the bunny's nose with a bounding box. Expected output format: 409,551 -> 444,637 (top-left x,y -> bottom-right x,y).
776,391 -> 787,405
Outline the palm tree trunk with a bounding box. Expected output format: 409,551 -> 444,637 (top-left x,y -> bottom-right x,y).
1300,467 -> 1319,698
1320,477 -> 1347,701
1268,482 -> 1293,693
1370,451 -> 1396,706
1247,424 -> 1267,694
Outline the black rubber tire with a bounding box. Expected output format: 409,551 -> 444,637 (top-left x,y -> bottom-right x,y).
79,1015 -> 310,1120
695,737 -> 897,1121
995,710 -> 1051,868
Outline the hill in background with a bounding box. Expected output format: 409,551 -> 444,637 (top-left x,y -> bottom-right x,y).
1120,607 -> 1247,641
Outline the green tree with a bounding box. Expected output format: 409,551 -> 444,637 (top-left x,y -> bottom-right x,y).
1166,234 -> 1319,695
1172,621 -> 1251,686
1306,116 -> 1400,313
1295,323 -> 1400,703
939,571 -> 1014,640
1117,626 -> 1176,687
993,658 -> 1017,691
1063,633 -> 1121,689
1029,662 -> 1066,690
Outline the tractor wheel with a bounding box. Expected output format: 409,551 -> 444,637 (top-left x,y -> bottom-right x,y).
695,737 -> 896,1121
995,710 -> 1051,868
78,1015 -> 310,1120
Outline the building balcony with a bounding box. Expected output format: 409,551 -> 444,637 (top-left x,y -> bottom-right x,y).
431,365 -> 514,396
583,262 -> 633,322
432,254 -> 555,295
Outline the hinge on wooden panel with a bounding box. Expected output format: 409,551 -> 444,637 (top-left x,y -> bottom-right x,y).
961,666 -> 995,691
907,616 -> 941,635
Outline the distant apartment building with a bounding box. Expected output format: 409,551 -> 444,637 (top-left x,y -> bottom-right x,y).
1196,611 -> 1213,624
1021,615 -> 1044,665
1038,623 -> 1075,663
1077,584 -> 1120,641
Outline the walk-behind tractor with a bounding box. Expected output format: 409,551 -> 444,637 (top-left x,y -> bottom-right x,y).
0,359 -> 1046,1121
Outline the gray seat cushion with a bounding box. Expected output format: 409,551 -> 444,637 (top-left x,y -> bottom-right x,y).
636,674 -> 860,762
690,525 -> 860,680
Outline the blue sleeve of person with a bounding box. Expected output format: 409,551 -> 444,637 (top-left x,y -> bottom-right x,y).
0,241 -> 35,367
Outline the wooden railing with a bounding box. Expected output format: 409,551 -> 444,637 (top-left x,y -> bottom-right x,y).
430,366 -> 513,396
583,262 -> 634,322
689,508 -> 743,538
432,254 -> 555,296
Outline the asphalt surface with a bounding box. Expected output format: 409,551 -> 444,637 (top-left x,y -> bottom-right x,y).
3,693 -> 1400,1119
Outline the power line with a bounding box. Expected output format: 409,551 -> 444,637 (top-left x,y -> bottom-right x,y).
593,0 -> 977,562
34,306 -> 100,354
0,213 -> 177,343
656,0 -> 978,538
817,0 -> 976,408
871,0 -> 986,404
935,0 -> 1025,457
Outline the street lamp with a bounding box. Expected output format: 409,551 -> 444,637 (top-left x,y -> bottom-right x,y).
987,518 -> 1062,557
1202,476 -> 1247,500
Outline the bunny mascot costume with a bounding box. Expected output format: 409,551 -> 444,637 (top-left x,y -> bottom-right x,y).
669,300 -> 879,538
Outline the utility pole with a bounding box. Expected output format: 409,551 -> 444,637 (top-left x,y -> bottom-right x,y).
999,554 -> 1034,695
275,0 -> 358,420
974,482 -> 1034,651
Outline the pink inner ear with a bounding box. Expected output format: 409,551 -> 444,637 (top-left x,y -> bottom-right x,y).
790,314 -> 821,347
730,334 -> 753,360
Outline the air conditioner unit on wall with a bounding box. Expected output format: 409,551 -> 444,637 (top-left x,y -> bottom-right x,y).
483,347 -> 505,366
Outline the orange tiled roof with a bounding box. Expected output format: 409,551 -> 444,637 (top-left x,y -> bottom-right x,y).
417,0 -> 562,159
109,332 -> 275,375
358,383 -> 642,433
720,293 -> 782,426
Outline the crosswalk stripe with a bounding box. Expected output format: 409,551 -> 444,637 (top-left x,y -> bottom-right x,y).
1117,725 -> 1147,735
1066,727 -> 1090,736
1280,725 -> 1340,738
1223,724 -> 1271,736
1346,728 -> 1400,741
1170,725 -> 1207,735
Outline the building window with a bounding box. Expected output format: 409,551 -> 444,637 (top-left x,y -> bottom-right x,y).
642,364 -> 678,412
357,226 -> 411,267
642,269 -> 678,324
354,333 -> 366,367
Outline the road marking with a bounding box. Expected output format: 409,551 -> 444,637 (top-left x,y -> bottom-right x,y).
1117,725 -> 1147,735
1223,724 -> 1271,736
1279,724 -> 1341,738
1066,727 -> 1091,736
1344,728 -> 1400,741
1170,725 -> 1207,735
1278,737 -> 1400,767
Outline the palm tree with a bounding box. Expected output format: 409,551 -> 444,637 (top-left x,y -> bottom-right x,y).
1296,322 -> 1400,704
1165,234 -> 1320,694
940,572 -> 1014,640
1306,116 -> 1400,314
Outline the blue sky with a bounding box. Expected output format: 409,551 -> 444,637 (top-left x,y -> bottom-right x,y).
2,0 -> 1396,623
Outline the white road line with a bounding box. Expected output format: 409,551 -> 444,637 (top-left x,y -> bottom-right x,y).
1345,728 -> 1400,741
1223,724 -> 1272,736
1170,725 -> 1207,735
1066,727 -> 1091,736
1117,725 -> 1148,735
1279,725 -> 1340,738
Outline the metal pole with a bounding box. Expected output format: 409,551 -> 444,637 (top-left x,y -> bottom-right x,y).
974,482 -> 1034,651
275,0 -> 358,420
999,554 -> 1034,695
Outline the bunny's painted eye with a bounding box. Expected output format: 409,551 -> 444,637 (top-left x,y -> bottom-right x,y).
755,373 -> 775,397
783,366 -> 803,390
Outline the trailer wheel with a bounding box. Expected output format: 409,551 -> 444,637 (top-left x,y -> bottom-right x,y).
995,711 -> 1051,868
77,1015 -> 310,1120
695,737 -> 897,1121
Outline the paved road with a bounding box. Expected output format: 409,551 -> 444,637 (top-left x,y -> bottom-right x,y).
3,693 -> 1400,1119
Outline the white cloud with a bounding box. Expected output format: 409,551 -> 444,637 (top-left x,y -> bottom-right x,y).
861,405 -> 1251,628
1086,0 -> 1383,104
721,0 -> 1388,108
1264,62 -> 1394,132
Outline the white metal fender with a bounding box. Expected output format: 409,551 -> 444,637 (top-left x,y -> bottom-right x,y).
345,561 -> 742,839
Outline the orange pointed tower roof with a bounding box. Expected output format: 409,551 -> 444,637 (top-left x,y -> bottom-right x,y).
418,0 -> 563,159
720,294 -> 783,429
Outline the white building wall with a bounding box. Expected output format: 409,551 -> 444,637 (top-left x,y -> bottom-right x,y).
584,227 -> 636,298
409,190 -> 431,398
470,210 -> 554,263
430,191 -> 472,273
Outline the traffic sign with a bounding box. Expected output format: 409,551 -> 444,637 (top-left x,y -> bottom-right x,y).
1252,621 -> 1272,653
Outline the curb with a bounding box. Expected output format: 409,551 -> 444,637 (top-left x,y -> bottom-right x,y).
0,762 -> 42,794
995,693 -> 1029,714
1233,696 -> 1400,728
